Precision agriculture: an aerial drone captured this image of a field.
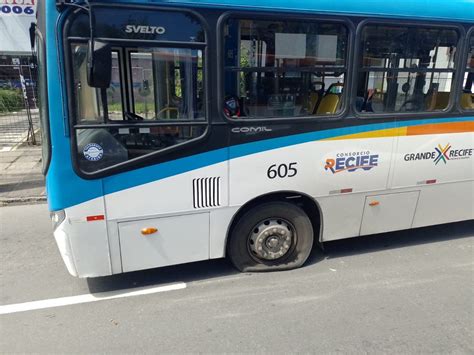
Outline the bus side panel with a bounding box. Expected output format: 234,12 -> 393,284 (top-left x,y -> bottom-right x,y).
227,136 -> 395,245
392,131 -> 474,226
228,137 -> 394,206
106,221 -> 122,275
210,206 -> 240,259
102,161 -> 228,272
412,181 -> 474,227
391,132 -> 473,188
316,193 -> 366,242
103,162 -> 228,219
118,212 -> 210,273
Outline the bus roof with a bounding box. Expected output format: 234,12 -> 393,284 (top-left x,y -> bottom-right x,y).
96,0 -> 474,23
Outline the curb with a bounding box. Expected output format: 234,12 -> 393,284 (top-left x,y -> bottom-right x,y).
0,196 -> 47,206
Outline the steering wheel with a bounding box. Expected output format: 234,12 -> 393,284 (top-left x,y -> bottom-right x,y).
157,107 -> 179,119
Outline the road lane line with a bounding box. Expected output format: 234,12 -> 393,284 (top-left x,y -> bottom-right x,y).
0,283 -> 186,315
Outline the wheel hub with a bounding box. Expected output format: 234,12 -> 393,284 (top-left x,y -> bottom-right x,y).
249,219 -> 294,261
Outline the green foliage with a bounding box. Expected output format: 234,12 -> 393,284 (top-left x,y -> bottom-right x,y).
239,47 -> 251,97
133,102 -> 156,117
107,101 -> 156,118
0,89 -> 24,113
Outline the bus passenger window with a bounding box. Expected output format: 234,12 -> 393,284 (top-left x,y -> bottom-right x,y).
461,32 -> 474,110
356,25 -> 458,113
223,18 -> 348,119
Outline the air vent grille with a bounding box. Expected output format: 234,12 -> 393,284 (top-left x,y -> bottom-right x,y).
193,177 -> 221,208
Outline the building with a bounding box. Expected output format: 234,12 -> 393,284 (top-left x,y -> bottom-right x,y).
0,0 -> 38,108
0,0 -> 38,149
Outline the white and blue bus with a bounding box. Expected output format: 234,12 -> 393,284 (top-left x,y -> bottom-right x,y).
34,0 -> 474,277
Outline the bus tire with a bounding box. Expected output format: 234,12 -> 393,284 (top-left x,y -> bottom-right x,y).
227,201 -> 314,272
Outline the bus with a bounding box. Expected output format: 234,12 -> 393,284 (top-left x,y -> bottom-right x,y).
34,0 -> 474,278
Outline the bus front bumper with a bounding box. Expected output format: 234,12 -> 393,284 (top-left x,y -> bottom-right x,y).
54,228 -> 78,277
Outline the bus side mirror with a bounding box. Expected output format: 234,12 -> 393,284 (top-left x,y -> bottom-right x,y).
87,40 -> 112,88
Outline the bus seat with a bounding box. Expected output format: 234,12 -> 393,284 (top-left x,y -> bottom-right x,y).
326,82 -> 344,95
461,93 -> 474,110
426,92 -> 450,110
316,94 -> 340,115
307,81 -> 325,114
308,92 -> 320,114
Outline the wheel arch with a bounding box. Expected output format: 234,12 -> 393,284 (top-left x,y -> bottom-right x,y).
224,191 -> 323,256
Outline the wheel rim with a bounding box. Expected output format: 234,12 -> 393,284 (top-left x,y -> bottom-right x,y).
247,218 -> 296,262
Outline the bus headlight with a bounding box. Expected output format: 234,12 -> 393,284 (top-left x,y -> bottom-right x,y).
50,210 -> 66,230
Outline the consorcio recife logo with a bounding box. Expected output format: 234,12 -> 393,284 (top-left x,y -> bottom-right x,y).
324,151 -> 379,174
404,143 -> 473,165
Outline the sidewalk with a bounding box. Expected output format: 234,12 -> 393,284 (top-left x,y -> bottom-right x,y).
0,144 -> 46,205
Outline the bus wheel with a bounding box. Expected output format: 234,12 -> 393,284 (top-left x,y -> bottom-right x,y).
227,202 -> 314,272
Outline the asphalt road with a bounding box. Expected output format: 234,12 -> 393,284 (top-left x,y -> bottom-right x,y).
1,203 -> 473,353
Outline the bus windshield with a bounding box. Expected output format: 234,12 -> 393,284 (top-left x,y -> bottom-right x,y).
67,8 -> 207,174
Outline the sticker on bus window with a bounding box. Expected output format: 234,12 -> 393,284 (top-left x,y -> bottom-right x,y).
83,143 -> 104,162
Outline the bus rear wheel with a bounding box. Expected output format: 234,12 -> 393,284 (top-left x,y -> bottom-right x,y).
227,202 -> 314,272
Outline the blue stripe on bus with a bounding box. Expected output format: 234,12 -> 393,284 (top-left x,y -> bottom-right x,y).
46,116 -> 473,210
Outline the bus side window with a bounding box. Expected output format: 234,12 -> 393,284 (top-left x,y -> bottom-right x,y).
356,25 -> 458,114
223,18 -> 348,119
461,32 -> 474,110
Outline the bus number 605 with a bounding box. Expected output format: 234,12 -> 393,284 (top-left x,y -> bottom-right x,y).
267,162 -> 298,179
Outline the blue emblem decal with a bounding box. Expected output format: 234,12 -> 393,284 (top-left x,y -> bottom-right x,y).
83,143 -> 104,161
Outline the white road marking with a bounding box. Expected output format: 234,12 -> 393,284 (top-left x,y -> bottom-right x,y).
0,283 -> 186,315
